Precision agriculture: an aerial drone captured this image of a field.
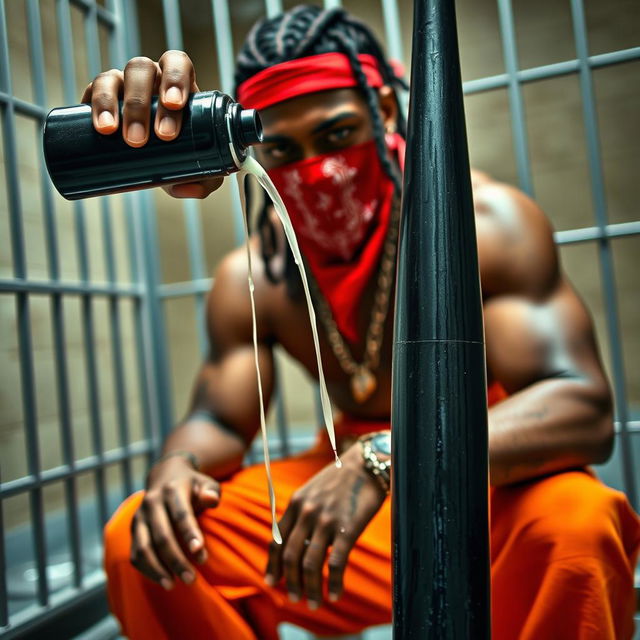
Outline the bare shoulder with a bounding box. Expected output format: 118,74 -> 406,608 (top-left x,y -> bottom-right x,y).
472,170 -> 559,300
206,237 -> 277,351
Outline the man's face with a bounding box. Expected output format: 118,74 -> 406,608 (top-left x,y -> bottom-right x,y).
254,87 -> 397,170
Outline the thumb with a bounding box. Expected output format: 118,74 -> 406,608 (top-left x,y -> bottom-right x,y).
193,478 -> 220,512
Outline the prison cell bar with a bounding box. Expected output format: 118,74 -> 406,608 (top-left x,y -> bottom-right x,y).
25,0 -> 86,593
392,0 -> 491,637
569,0 -> 638,511
0,0 -> 49,612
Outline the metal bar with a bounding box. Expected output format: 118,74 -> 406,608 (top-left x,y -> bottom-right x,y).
0,467 -> 8,627
0,279 -> 142,296
0,91 -> 48,119
210,0 -> 245,247
161,0 -> 208,357
392,0 -> 490,636
265,0 -> 283,18
140,191 -> 175,438
116,0 -> 163,462
0,0 -> 50,609
1,47 -> 635,115
125,197 -> 162,463
69,0 -> 116,27
85,0 -> 134,499
496,0 -> 533,196
157,278 -> 214,298
569,0 -> 638,510
554,221 -> 640,245
0,441 -> 155,499
381,0 -> 404,65
381,0 -> 408,115
26,0 -> 60,281
0,571 -> 107,639
57,0 -> 110,528
184,201 -> 209,356
161,0 -> 182,50
462,46 -> 640,95
25,0 -> 85,591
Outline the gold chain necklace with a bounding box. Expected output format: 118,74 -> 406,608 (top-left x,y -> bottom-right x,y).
307,197 -> 400,403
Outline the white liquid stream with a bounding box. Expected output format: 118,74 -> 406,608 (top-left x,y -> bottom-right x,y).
237,156 -> 341,544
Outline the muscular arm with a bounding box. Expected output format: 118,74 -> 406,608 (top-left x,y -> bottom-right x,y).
161,243 -> 275,478
477,181 -> 613,486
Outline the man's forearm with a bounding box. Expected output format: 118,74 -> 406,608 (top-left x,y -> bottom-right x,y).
161,412 -> 247,479
488,376 -> 613,486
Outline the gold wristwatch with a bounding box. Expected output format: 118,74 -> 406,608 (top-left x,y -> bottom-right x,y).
359,432 -> 391,494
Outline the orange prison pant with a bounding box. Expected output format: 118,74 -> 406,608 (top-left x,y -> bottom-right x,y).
104,441 -> 640,640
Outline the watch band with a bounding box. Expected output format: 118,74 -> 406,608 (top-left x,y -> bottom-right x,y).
359,434 -> 391,494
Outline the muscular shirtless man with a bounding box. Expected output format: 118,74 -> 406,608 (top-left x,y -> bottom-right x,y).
89,6 -> 640,639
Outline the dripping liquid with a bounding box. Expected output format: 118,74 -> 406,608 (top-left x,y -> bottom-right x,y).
237,156 -> 341,544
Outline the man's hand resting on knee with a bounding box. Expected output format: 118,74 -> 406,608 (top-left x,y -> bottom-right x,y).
130,456 -> 221,590
264,442 -> 388,610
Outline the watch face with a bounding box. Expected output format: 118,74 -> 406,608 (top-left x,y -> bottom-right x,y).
371,433 -> 391,456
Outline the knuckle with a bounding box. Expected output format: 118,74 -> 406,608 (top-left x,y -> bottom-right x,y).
173,509 -> 189,524
154,535 -> 170,549
302,559 -> 318,574
318,513 -> 335,530
161,49 -> 190,63
300,501 -> 318,520
125,56 -> 155,71
93,91 -> 114,107
282,550 -> 297,568
328,554 -> 346,571
162,483 -> 177,498
123,94 -> 148,110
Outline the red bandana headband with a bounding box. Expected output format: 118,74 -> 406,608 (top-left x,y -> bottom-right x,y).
236,52 -> 385,110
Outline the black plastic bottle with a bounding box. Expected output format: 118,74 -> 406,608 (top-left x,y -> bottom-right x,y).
43,90 -> 262,200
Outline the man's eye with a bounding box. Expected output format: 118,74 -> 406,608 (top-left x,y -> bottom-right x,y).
326,127 -> 353,144
265,143 -> 290,159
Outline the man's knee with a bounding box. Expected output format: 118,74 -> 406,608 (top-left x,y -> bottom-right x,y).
495,471 -> 626,563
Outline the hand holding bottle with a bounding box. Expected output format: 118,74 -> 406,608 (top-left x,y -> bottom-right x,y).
43,50 -> 262,200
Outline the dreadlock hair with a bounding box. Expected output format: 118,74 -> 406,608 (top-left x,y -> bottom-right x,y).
234,4 -> 407,298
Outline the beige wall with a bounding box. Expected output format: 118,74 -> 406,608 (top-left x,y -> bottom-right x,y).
1,0 -> 638,530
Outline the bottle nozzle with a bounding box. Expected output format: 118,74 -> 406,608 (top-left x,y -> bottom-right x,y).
237,108 -> 263,148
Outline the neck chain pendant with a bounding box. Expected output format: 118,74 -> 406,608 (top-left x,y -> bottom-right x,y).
351,366 -> 377,403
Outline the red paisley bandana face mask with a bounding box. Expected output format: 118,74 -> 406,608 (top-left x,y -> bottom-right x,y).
267,139 -> 391,264
266,138 -> 399,344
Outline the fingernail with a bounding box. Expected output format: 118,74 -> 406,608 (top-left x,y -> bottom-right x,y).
160,578 -> 173,591
264,574 -> 275,587
98,111 -> 115,128
127,121 -> 145,144
188,538 -> 201,553
288,592 -> 300,603
158,116 -> 176,136
165,86 -> 183,104
203,489 -> 219,500
308,600 -> 319,610
328,593 -> 338,602
181,571 -> 195,584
